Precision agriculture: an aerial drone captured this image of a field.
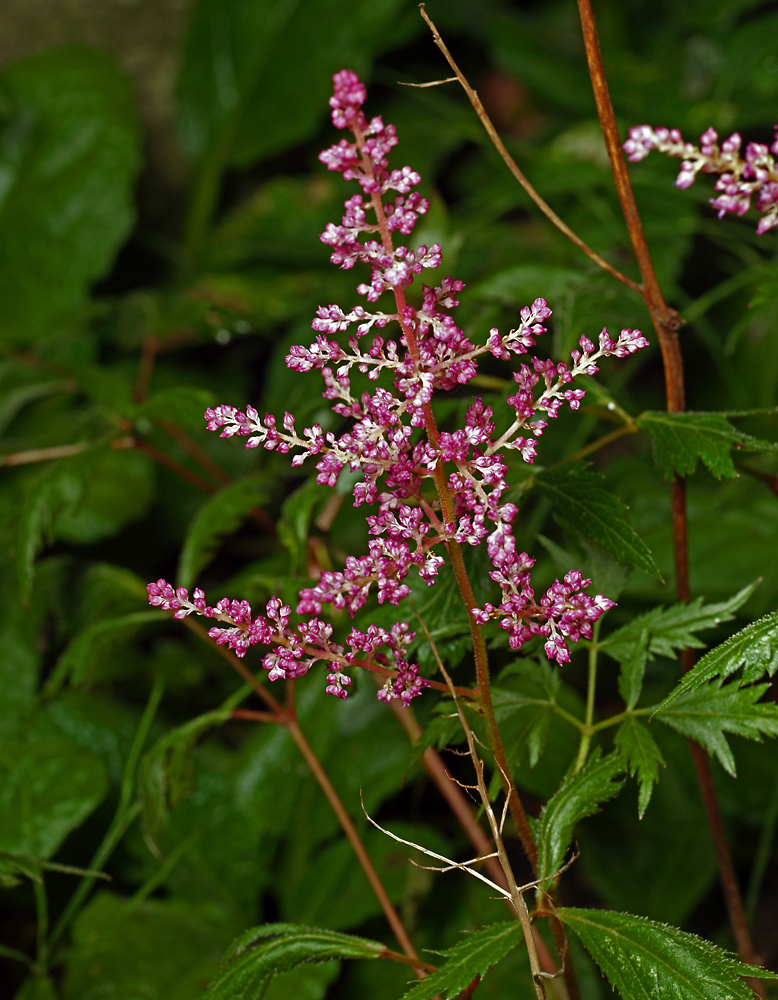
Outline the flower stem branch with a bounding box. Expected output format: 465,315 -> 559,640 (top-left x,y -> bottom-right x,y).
576,0 -> 761,974
283,717 -> 424,973
418,4 -> 641,294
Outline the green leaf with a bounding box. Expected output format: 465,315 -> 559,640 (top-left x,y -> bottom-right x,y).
62,893 -> 229,1000
557,907 -> 777,999
601,582 -> 757,668
402,923 -> 520,1000
42,610 -> 168,697
136,386 -> 217,433
141,708 -> 234,838
535,464 -> 661,580
655,681 -> 778,776
533,750 -> 624,881
54,448 -> 156,544
277,477 -> 326,575
202,923 -> 384,1000
177,0 -> 416,168
15,461 -> 85,603
0,733 -> 107,860
616,628 -> 649,710
614,717 -> 665,817
0,48 -> 141,344
13,976 -> 58,1000
658,609 -> 778,708
637,411 -> 778,480
177,475 -> 269,591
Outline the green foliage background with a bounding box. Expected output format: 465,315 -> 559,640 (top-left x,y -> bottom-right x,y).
2,0 -> 778,997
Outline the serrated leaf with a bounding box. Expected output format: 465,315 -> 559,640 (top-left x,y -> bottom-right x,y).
614,717 -> 665,817
533,750 -> 624,881
557,907 -> 777,999
140,708 -> 233,839
655,680 -> 778,776
0,48 -> 141,344
15,461 -> 85,603
402,923 -> 519,1000
658,609 -> 778,709
177,475 -> 269,591
616,628 -> 649,709
637,411 -> 778,479
42,610 -> 168,698
536,464 -> 661,580
601,582 -> 757,668
202,923 -> 384,1000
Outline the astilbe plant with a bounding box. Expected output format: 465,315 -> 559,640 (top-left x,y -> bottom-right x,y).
147,69 -> 647,704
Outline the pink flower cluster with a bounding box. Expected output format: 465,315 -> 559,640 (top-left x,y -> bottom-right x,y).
150,70 -> 648,703
146,579 -> 426,704
624,125 -> 778,234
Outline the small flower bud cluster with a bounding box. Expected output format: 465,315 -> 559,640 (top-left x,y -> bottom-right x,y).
147,579 -> 427,702
150,71 -> 647,700
624,124 -> 778,234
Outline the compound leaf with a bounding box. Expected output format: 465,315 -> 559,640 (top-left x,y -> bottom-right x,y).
601,582 -> 757,667
557,907 -> 776,999
637,411 -> 778,479
202,923 -> 384,1000
533,750 -> 624,881
536,464 -> 661,580
654,681 -> 778,776
614,716 -> 665,817
403,923 -> 519,1000
658,609 -> 778,708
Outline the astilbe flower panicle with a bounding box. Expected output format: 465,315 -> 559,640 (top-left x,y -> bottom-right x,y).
150,70 -> 649,703
624,124 -> 778,234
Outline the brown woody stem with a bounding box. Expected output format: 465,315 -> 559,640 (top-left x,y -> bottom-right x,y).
576,0 -> 760,977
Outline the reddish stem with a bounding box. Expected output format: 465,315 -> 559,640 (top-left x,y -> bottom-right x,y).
576,0 -> 760,977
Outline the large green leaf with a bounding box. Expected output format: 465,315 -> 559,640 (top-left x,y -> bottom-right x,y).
535,464 -> 661,580
62,893 -> 229,1000
178,475 -> 270,591
637,411 -> 778,479
177,0 -> 417,168
558,907 -> 776,1000
655,680 -> 778,776
402,922 -> 520,1000
0,733 -> 107,860
658,609 -> 778,708
532,750 -> 624,881
201,923 -> 385,1000
0,48 -> 141,344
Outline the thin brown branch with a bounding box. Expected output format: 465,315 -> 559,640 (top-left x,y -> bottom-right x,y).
576,1 -> 761,980
132,436 -> 218,495
181,617 -> 283,714
155,417 -> 232,485
575,0 -> 684,411
286,719 -> 424,974
186,624 -> 425,977
388,698 -> 561,983
1,436 -> 135,467
418,5 -> 640,294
